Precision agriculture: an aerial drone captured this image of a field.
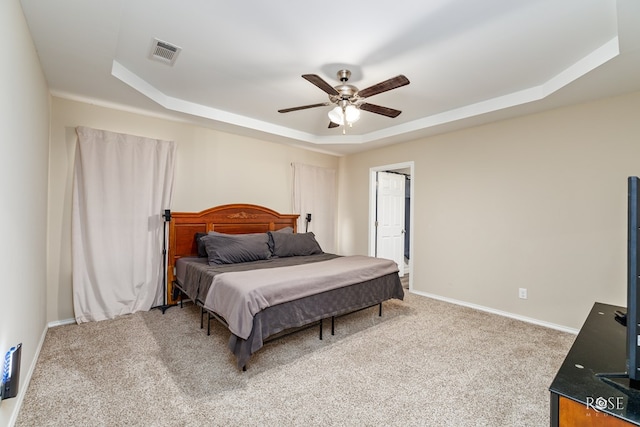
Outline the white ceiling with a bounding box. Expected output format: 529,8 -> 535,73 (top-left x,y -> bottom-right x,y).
19,0 -> 640,156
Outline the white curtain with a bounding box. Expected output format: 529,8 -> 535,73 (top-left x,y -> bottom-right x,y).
72,126 -> 177,323
292,163 -> 336,253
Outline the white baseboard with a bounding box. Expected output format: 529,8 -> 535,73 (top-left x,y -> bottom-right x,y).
6,318 -> 76,426
409,290 -> 579,335
6,323 -> 49,427
47,318 -> 76,328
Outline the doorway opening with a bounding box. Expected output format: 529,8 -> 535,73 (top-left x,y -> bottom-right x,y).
369,161 -> 414,290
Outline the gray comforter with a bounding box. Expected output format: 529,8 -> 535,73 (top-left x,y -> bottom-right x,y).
177,253 -> 340,304
202,255 -> 399,339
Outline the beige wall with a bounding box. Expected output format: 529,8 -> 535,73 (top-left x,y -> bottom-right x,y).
49,92 -> 640,330
338,91 -> 640,330
0,1 -> 50,425
47,97 -> 339,322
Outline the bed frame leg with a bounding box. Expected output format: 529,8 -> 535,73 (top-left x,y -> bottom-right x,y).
319,319 -> 323,340
200,307 -> 205,329
207,313 -> 212,336
379,303 -> 382,317
331,316 -> 335,335
171,282 -> 185,309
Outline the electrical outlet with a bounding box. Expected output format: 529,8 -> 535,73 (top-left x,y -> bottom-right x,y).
519,288 -> 528,299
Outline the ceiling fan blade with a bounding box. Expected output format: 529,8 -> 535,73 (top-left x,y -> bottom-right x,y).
278,102 -> 329,113
359,103 -> 402,118
357,75 -> 410,98
302,74 -> 340,96
328,121 -> 339,128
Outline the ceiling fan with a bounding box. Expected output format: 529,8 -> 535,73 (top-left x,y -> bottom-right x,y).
278,69 -> 410,133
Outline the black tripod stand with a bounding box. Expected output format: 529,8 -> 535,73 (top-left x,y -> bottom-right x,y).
153,209 -> 176,314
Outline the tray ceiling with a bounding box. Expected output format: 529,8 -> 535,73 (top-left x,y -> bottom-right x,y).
19,0 -> 640,155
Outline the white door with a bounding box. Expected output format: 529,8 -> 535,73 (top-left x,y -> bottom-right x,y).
376,171 -> 405,276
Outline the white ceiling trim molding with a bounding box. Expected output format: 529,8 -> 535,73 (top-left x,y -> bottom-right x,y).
542,37 -> 620,95
112,37 -> 619,147
362,37 -> 620,143
111,60 -> 349,145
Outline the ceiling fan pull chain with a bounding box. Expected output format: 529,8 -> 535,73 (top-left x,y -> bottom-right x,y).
342,104 -> 347,131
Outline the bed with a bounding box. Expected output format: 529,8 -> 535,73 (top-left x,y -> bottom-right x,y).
167,204 -> 404,369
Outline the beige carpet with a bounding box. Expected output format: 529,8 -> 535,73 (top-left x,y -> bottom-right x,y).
16,293 -> 575,426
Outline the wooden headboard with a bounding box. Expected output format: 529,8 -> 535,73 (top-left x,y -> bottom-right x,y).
167,204 -> 299,303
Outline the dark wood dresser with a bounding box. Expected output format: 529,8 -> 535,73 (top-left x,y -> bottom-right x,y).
550,302 -> 640,426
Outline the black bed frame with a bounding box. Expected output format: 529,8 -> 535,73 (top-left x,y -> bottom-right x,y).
172,279 -> 384,369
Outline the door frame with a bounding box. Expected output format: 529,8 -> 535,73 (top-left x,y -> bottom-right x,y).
369,161 -> 415,289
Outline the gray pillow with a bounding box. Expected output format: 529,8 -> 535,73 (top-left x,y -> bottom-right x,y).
195,232 -> 208,257
202,232 -> 271,265
268,226 -> 294,255
270,232 -> 323,257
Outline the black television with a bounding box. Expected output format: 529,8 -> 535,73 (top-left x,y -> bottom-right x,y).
600,177 -> 640,389
627,176 -> 640,386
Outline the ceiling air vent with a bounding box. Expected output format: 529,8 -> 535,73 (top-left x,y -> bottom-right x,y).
149,38 -> 181,66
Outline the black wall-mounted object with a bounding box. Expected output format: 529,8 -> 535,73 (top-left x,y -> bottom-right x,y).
305,213 -> 311,232
1,343 -> 21,400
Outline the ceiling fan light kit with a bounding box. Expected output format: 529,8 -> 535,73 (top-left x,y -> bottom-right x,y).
328,106 -> 344,125
278,69 -> 409,133
344,105 -> 361,123
328,104 -> 361,125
